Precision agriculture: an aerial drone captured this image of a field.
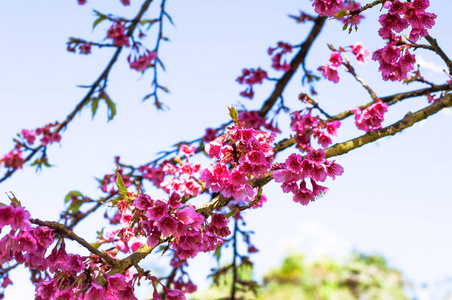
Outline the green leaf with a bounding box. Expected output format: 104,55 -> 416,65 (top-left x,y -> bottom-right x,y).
42,158 -> 52,168
68,200 -> 83,213
64,191 -> 84,203
103,94 -> 116,121
214,244 -> 222,263
91,97 -> 100,118
92,10 -> 107,29
227,105 -> 239,124
115,167 -> 128,199
96,228 -> 105,238
139,19 -> 158,30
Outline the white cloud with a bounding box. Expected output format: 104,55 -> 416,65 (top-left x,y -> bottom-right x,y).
416,55 -> 445,74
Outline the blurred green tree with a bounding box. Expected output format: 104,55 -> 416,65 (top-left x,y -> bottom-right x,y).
191,252 -> 410,300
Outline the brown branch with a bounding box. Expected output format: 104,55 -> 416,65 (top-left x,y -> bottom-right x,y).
324,93 -> 452,157
328,82 -> 452,122
0,0 -> 154,185
348,0 -> 387,16
258,92 -> 452,185
343,59 -> 378,101
0,262 -> 20,275
30,218 -> 118,267
259,16 -> 327,117
94,93 -> 452,275
425,35 -> 452,75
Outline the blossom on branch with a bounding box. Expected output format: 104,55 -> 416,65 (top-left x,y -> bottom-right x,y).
236,68 -> 268,99
107,22 -> 130,47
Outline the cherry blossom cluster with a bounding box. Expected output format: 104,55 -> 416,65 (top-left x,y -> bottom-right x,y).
268,42 -> 293,72
0,150 -> 25,170
239,110 -> 281,133
202,128 -> 218,143
273,149 -> 343,205
351,99 -> 388,132
318,43 -> 370,83
312,0 -> 345,17
337,1 -> 364,27
373,0 -> 436,81
131,192 -> 230,261
200,123 -> 275,202
236,68 -> 268,99
236,41 -> 293,99
291,110 -> 341,152
21,123 -> 62,147
138,164 -> 166,188
107,22 -> 130,47
0,204 -> 92,299
128,50 -> 157,72
160,145 -> 204,198
0,123 -> 62,170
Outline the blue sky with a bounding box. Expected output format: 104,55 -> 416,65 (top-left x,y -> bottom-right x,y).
1,0 -> 452,299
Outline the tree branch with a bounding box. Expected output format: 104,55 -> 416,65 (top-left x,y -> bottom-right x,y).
425,35 -> 452,75
0,0 -> 155,185
259,16 -> 327,117
30,218 -> 118,267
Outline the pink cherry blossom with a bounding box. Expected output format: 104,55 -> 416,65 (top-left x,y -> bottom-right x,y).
318,64 -> 340,83
312,0 -> 344,17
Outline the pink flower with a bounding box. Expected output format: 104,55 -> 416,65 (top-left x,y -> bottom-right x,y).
350,43 -> 370,63
128,50 -> 157,72
107,23 -> 130,47
107,274 -> 129,293
268,42 -> 292,71
146,200 -> 169,221
134,194 -> 153,211
239,111 -> 280,133
318,64 -> 340,83
157,215 -> 177,237
285,153 -> 303,174
35,280 -> 59,300
10,206 -> 31,231
202,128 -> 217,142
78,0 -> 87,4
17,232 -> 37,253
312,0 -> 344,17
329,51 -> 342,67
236,68 -> 268,99
0,205 -> 15,228
293,181 -> 313,206
22,129 -> 37,145
1,150 -> 25,170
352,100 -> 388,131
85,282 -> 106,300
307,149 -> 326,164
325,160 -> 344,179
311,179 -> 329,198
326,120 -> 341,136
79,43 -> 91,55
120,0 -> 130,5
163,287 -> 186,300
1,275 -> 12,288
179,144 -> 196,158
